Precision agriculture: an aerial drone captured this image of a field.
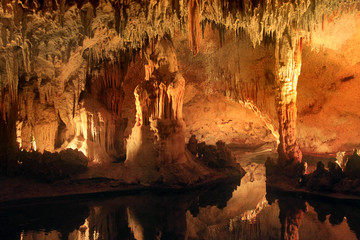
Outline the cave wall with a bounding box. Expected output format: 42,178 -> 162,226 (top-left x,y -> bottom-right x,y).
0,0 -> 186,165
174,23 -> 278,146
175,10 -> 360,155
297,13 -> 360,154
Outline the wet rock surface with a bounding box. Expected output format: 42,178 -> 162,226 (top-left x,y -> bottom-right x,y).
266,150 -> 360,196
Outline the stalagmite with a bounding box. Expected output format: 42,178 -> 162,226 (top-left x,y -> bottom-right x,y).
275,32 -> 303,163
125,35 -> 187,183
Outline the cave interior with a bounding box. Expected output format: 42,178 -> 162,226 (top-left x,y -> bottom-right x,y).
2,1 -> 360,240
0,0 -> 360,208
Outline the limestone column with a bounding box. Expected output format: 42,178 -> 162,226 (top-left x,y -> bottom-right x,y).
125,35 -> 187,183
275,32 -> 303,163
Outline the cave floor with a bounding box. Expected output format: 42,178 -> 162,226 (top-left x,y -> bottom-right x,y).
0,159 -> 242,205
1,143 -> 359,205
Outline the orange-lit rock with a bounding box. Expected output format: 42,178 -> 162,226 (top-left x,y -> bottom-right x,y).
125,36 -> 189,183
69,95 -> 127,163
275,34 -> 303,164
0,0 -> 359,183
188,0 -> 201,54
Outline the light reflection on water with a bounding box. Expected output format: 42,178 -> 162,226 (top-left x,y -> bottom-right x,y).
0,149 -> 359,240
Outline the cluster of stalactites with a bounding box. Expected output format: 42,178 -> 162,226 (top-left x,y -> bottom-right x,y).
0,49 -> 20,125
90,61 -> 127,117
76,109 -> 116,151
134,36 -> 185,126
2,0 -> 357,62
197,0 -> 359,49
134,74 -> 185,126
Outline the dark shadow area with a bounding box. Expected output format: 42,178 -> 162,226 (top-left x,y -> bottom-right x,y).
265,150 -> 360,196
0,201 -> 90,240
0,176 -> 241,240
266,185 -> 360,240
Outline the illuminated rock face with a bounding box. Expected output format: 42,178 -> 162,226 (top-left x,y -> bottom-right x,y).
275,34 -> 303,163
0,0 -> 180,166
188,0 -> 201,54
125,36 -> 187,182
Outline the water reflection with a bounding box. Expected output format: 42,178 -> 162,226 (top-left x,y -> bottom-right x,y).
0,177 -> 241,240
307,196 -> 360,239
0,201 -> 89,240
266,191 -> 307,240
0,161 -> 359,240
266,187 -> 360,240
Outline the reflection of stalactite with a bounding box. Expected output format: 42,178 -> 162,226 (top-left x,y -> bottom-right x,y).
228,196 -> 268,239
189,0 -> 201,54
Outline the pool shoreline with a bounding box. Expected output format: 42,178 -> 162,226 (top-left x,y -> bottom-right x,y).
0,173 -> 244,207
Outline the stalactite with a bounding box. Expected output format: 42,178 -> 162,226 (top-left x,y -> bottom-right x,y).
0,96 -> 18,171
5,51 -> 18,103
188,0 -> 201,54
0,87 -> 6,122
219,24 -> 226,47
237,77 -> 262,110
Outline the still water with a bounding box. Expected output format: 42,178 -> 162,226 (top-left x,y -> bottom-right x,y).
0,149 -> 359,240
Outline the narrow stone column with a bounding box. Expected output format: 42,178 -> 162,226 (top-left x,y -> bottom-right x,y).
275,33 -> 303,163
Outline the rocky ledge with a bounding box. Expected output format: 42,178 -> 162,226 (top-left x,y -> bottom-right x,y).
266,150 -> 360,198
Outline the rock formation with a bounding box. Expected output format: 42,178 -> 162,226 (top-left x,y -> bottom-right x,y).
125,35 -> 188,183
275,33 -> 303,164
188,0 -> 201,54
